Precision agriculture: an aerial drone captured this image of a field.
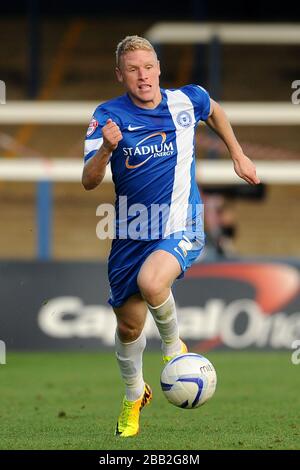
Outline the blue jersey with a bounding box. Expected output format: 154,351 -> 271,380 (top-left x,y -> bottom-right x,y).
84,84 -> 210,240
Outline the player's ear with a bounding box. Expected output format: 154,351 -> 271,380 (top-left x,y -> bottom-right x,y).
115,67 -> 123,83
157,60 -> 161,76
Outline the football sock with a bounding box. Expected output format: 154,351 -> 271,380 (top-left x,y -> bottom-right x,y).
147,291 -> 182,357
115,330 -> 146,402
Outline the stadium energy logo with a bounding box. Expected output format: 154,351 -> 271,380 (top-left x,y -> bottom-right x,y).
123,132 -> 174,169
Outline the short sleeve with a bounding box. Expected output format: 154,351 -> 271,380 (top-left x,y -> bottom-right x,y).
83,106 -> 110,164
182,84 -> 211,122
196,85 -> 211,121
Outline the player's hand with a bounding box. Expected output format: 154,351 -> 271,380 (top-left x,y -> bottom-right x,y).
102,118 -> 123,152
232,153 -> 260,185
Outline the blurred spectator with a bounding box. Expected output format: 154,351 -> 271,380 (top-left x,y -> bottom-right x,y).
200,193 -> 237,261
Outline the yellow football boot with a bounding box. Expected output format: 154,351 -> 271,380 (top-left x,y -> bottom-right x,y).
115,383 -> 152,437
163,339 -> 188,364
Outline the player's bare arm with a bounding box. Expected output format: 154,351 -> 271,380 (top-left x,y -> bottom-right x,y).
205,99 -> 260,185
82,119 -> 122,190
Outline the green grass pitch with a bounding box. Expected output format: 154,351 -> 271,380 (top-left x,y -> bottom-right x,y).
1,351 -> 299,450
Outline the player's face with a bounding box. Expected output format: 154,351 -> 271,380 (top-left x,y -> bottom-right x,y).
116,49 -> 161,109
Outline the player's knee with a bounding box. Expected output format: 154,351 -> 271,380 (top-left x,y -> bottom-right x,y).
137,274 -> 163,304
117,321 -> 142,343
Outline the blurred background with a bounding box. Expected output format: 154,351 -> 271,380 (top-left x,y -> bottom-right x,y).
1,0 -> 300,353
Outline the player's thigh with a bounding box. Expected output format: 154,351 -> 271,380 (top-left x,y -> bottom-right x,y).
137,249 -> 181,293
113,292 -> 148,333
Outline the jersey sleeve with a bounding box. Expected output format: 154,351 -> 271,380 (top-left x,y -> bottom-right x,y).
83,106 -> 111,164
183,84 -> 211,122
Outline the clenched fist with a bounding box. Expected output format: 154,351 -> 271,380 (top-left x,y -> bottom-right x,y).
102,118 -> 123,152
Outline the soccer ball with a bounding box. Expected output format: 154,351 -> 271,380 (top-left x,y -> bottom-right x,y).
160,353 -> 217,409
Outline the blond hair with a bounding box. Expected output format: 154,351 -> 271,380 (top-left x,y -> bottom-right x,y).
116,35 -> 157,66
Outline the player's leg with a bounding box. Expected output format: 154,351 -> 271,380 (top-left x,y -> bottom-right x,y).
114,293 -> 147,401
137,249 -> 186,361
113,292 -> 148,401
113,293 -> 152,437
137,233 -> 204,362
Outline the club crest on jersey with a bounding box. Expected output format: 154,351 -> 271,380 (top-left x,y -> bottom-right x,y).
87,117 -> 98,137
176,111 -> 192,128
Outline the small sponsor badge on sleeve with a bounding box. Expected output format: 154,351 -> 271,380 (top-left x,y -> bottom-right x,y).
86,117 -> 99,137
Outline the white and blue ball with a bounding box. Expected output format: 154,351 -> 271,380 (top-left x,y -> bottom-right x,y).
160,353 -> 217,409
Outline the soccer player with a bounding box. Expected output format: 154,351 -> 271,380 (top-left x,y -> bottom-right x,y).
82,35 -> 260,437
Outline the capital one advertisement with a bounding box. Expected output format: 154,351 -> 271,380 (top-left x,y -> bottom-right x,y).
0,260 -> 299,351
